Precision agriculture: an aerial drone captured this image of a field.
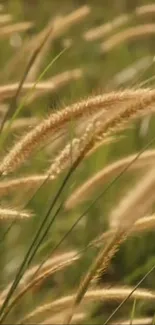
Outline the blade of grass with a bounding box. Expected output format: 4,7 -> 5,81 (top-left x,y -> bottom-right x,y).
0,131 -> 66,243
1,126 -> 155,261
0,243 -> 91,322
2,133 -> 155,321
33,132 -> 155,260
18,132 -> 155,289
130,299 -> 137,325
103,265 -> 155,325
0,144 -> 83,322
130,56 -> 155,88
1,130 -> 155,321
15,132 -> 155,279
0,47 -> 67,151
0,27 -> 53,134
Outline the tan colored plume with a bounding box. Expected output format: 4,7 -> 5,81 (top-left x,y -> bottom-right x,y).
0,88 -> 151,175
21,286 -> 155,324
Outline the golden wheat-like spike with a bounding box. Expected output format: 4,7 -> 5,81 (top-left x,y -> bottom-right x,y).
0,21 -> 33,39
93,170 -> 155,284
0,174 -> 52,196
0,207 -> 32,220
84,4 -> 155,42
47,121 -> 95,178
110,317 -> 153,325
2,19 -> 52,81
26,68 -> 83,104
24,17 -> 55,83
110,166 -> 155,229
4,88 -> 155,179
46,134 -> 116,187
65,149 -> 155,210
46,110 -> 120,171
101,24 -> 155,53
0,71 -> 81,101
0,251 -> 78,303
20,286 -> 155,324
0,251 -> 80,320
25,5 -> 89,82
109,56 -> 153,88
21,253 -> 79,292
135,4 -> 155,15
21,250 -> 78,286
68,90 -> 155,188
2,5 -> 90,81
4,117 -> 40,132
26,3 -> 90,57
93,214 -> 155,247
131,215 -> 155,234
40,91 -> 155,192
85,135 -> 123,157
49,5 -> 90,39
64,230 -> 129,325
92,90 -> 155,147
84,14 -> 129,41
43,312 -> 86,325
47,115 -> 119,183
63,129 -> 155,324
0,14 -> 12,25
47,120 -> 118,188
0,89 -> 151,175
0,82 -> 56,100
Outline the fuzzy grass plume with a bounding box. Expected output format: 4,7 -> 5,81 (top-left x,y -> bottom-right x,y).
1,2 -> 155,325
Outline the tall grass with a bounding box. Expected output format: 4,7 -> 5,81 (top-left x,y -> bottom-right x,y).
0,1 -> 155,324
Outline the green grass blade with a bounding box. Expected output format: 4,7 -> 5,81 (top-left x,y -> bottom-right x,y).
130,299 -> 137,325
0,27 -> 53,134
0,47 -> 67,150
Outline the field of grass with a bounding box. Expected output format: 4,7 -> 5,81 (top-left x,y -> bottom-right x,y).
0,0 -> 155,324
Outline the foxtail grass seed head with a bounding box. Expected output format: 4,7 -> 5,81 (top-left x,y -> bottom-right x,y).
0,207 -> 33,220
101,24 -> 155,53
21,286 -> 155,324
65,149 -> 155,209
1,4 -> 155,325
0,89 -> 153,175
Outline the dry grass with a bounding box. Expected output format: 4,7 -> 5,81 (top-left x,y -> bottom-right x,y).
0,207 -> 32,220
20,286 -> 155,324
110,317 -> 153,324
0,251 -> 78,300
0,22 -> 33,39
2,5 -> 90,82
0,2 -> 155,325
84,3 -> 155,41
101,24 -> 155,53
109,166 -> 155,229
93,214 -> 155,246
109,56 -> 153,88
0,14 -> 12,25
65,149 -> 155,209
0,69 -> 82,102
0,88 -> 153,175
42,312 -> 86,325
